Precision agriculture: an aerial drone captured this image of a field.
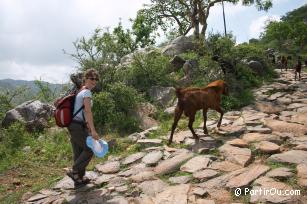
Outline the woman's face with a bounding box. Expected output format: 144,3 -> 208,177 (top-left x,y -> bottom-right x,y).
84,75 -> 99,90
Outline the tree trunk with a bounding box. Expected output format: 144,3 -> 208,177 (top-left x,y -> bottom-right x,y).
194,19 -> 200,39
201,22 -> 207,39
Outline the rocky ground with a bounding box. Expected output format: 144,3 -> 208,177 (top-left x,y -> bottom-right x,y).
22,70 -> 307,204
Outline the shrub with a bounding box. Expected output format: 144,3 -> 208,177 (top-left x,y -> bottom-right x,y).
92,83 -> 143,134
120,52 -> 175,98
0,123 -> 30,161
232,43 -> 264,60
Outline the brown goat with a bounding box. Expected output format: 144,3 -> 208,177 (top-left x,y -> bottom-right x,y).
168,80 -> 227,145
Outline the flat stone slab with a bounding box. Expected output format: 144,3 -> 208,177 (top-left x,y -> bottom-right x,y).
226,138 -> 249,148
154,184 -> 191,204
268,150 -> 307,165
268,92 -> 286,101
286,103 -> 306,110
169,176 -> 192,184
154,152 -> 194,175
193,169 -> 219,180
209,161 -> 243,172
94,174 -> 117,185
247,126 -> 272,134
242,133 -> 281,144
256,141 -> 280,154
266,167 -> 293,179
198,168 -> 246,189
137,139 -> 162,146
180,156 -> 211,173
293,144 -> 307,151
171,130 -> 192,143
118,163 -> 151,177
95,161 -> 120,174
142,151 -> 163,166
255,102 -> 286,114
218,144 -> 252,167
226,165 -> 270,189
217,125 -> 246,136
130,171 -> 156,183
264,119 -> 307,136
122,152 -> 145,165
297,164 -> 307,187
139,179 -> 169,197
53,176 -> 74,190
250,177 -> 299,204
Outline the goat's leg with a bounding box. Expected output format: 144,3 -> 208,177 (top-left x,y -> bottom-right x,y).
202,108 -> 208,134
168,107 -> 183,145
188,113 -> 199,140
215,106 -> 224,128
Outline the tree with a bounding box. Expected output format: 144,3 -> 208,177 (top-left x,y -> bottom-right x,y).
131,10 -> 157,48
67,22 -> 138,68
135,0 -> 272,40
261,4 -> 307,52
261,21 -> 291,50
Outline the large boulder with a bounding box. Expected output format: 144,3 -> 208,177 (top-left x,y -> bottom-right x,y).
2,100 -> 54,131
149,86 -> 176,107
131,102 -> 158,130
247,60 -> 265,75
162,36 -> 196,57
119,47 -> 158,67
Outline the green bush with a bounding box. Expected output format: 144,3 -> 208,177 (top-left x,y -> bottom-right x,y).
93,83 -> 143,134
222,89 -> 254,111
92,92 -> 117,132
206,32 -> 235,58
0,123 -> 30,161
232,43 -> 264,60
120,52 -> 175,98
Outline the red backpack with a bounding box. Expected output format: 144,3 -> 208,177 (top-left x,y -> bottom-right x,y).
54,90 -> 84,127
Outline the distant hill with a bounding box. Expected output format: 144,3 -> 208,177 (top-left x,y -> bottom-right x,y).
0,79 -> 69,105
0,79 -> 64,93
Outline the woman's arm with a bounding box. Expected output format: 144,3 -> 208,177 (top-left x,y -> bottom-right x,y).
83,97 -> 99,140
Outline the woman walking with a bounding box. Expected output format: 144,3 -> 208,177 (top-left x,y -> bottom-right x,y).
67,68 -> 100,188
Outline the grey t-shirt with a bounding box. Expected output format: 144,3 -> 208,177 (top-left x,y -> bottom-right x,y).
73,89 -> 92,122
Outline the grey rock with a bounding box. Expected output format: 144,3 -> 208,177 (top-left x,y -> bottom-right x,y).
142,151 -> 163,166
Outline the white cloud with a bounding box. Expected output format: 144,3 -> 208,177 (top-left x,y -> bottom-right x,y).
249,15 -> 280,39
0,60 -> 76,83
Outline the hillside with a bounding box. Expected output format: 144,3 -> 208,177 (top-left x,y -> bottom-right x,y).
0,79 -> 67,105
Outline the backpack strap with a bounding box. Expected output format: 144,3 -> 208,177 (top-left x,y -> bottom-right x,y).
72,86 -> 89,120
72,105 -> 84,118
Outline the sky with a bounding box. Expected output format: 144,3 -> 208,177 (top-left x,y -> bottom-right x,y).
0,0 -> 306,84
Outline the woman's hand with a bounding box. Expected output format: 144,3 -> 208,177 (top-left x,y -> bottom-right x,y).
92,131 -> 100,140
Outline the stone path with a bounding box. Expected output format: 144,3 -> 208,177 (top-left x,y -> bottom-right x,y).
22,70 -> 307,203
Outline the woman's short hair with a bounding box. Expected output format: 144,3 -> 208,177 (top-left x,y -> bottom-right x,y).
83,68 -> 99,82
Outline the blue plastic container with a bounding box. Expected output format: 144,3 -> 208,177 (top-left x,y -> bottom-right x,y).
86,136 -> 109,158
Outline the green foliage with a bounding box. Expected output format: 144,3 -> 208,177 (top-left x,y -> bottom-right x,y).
92,84 -> 143,134
131,10 -> 157,48
206,32 -> 236,57
261,4 -> 307,53
92,92 -> 116,132
281,4 -> 307,23
34,80 -> 57,102
69,23 -> 137,68
119,52 -> 174,98
136,0 -> 272,39
232,43 -> 264,60
0,123 -> 30,162
222,89 -> 254,111
0,86 -> 32,121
